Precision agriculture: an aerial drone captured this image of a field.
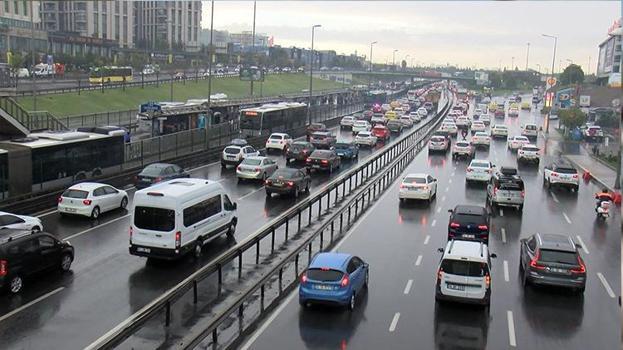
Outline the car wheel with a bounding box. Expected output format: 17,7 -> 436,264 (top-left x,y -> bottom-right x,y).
518,204 -> 524,212
577,286 -> 585,294
573,185 -> 579,193
8,275 -> 23,294
348,293 -> 356,311
227,219 -> 237,237
522,269 -> 529,287
60,254 -> 73,272
90,206 -> 100,219
221,162 -> 226,169
120,196 -> 128,209
31,226 -> 41,233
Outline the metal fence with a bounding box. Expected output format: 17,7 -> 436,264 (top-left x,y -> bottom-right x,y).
0,97 -> 66,131
84,90 -> 451,350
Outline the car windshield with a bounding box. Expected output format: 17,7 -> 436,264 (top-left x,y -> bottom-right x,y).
306,268 -> 344,282
539,250 -> 578,265
224,147 -> 241,154
134,206 -> 175,232
403,176 -> 426,184
141,165 -> 166,175
310,150 -> 331,159
62,189 -> 89,198
241,158 -> 262,166
441,259 -> 488,277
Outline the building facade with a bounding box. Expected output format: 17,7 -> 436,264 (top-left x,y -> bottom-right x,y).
596,17 -> 622,87
134,1 -> 201,52
0,0 -> 47,59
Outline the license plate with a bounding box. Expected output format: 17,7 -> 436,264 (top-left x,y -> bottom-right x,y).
65,208 -> 76,213
315,284 -> 333,290
137,247 -> 151,253
551,268 -> 567,274
313,165 -> 322,169
227,156 -> 235,159
462,234 -> 475,239
447,283 -> 465,291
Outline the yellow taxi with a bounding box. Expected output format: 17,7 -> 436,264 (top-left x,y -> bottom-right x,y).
384,111 -> 398,120
521,101 -> 531,110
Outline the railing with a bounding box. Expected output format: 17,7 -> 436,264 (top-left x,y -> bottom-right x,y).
85,89 -> 451,350
0,97 -> 67,131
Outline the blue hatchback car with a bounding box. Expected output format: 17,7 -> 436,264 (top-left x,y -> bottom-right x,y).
299,252 -> 369,310
334,142 -> 359,160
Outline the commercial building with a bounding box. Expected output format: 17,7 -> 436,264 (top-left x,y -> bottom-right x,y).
0,1 -> 47,59
134,1 -> 202,52
596,17 -> 622,87
229,31 -> 268,48
198,29 -> 229,55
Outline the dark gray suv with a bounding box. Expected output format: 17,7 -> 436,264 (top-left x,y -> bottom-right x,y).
519,233 -> 586,293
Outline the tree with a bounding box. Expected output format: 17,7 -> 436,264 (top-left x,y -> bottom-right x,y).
489,71 -> 502,89
502,71 -> 518,89
560,64 -> 584,85
595,110 -> 618,128
559,107 -> 587,131
401,60 -> 407,70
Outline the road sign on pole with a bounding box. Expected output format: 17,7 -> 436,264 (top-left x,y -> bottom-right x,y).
546,77 -> 557,90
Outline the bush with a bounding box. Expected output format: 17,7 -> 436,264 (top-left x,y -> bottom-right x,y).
559,108 -> 587,130
595,111 -> 619,128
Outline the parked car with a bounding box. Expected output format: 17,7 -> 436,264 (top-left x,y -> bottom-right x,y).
299,252 -> 369,310
543,160 -> 579,191
340,116 -> 356,129
306,149 -> 341,173
310,131 -> 337,149
352,120 -> 372,135
465,159 -> 495,184
0,229 -> 74,293
265,168 -> 311,198
334,142 -> 359,160
265,133 -> 293,152
386,119 -> 404,134
399,173 -> 438,203
486,167 -> 525,211
221,145 -> 260,168
452,140 -> 474,160
307,123 -> 327,138
236,156 -> 278,182
519,233 -> 586,293
354,131 -> 377,147
286,141 -> 315,162
0,212 -> 43,232
58,183 -> 129,219
517,144 -> 540,165
371,125 -> 390,142
447,205 -> 490,243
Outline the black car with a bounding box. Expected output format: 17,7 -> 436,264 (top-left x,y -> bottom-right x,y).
286,141 -> 315,162
305,149 -> 341,173
447,205 -> 490,243
135,163 -> 189,189
0,229 -> 74,294
386,119 -> 404,134
265,168 -> 312,198
519,233 -> 586,293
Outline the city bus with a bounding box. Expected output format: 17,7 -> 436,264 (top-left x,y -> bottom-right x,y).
364,90 -> 388,107
0,131 -> 124,197
89,66 -> 133,84
239,102 -> 307,137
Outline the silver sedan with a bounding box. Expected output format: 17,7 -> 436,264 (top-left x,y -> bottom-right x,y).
236,156 -> 279,181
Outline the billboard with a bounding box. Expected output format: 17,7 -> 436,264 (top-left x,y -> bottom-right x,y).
555,87 -> 574,109
239,66 -> 264,82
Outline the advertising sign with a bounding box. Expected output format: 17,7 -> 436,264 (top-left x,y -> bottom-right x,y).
239,66 -> 264,82
555,87 -> 574,109
546,77 -> 557,90
544,92 -> 554,108
579,95 -> 591,107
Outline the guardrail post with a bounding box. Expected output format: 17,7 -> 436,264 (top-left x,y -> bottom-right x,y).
348,205 -> 351,224
355,198 -> 359,217
193,280 -> 198,304
165,301 -> 171,326
218,263 -> 223,296
255,239 -> 260,264
279,268 -> 283,293
285,219 -> 289,241
308,242 -> 312,264
320,229 -> 324,250
349,176 -> 352,192
238,250 -> 243,279
339,212 -> 343,233
330,221 -> 334,242
326,189 -> 330,209
308,204 -> 312,226
271,228 -> 275,254
318,197 -> 322,217
342,180 -> 346,199
297,209 -> 302,232
260,285 -> 265,312
295,253 -> 299,277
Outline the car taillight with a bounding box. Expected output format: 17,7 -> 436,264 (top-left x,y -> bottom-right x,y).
572,174 -> 579,179
306,158 -> 312,163
570,256 -> 586,274
478,225 -> 488,230
236,166 -> 241,171
521,191 -> 525,198
175,231 -> 181,248
321,160 -> 329,165
485,273 -> 491,288
466,168 -> 473,172
301,273 -> 308,284
450,222 -> 460,228
58,196 -> 63,203
265,180 -> 272,185
0,260 -> 7,277
83,199 -> 92,205
551,173 -> 559,177
155,176 -> 163,182
254,167 -> 261,172
529,250 -> 546,270
287,181 -> 294,187
340,274 -> 350,287
437,268 -> 443,282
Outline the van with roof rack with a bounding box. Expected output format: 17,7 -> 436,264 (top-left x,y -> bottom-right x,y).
486,167 -> 525,211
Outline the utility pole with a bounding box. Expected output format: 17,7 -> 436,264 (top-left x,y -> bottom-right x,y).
30,1 -> 36,111
525,42 -> 530,71
307,24 -> 321,125
207,0 -> 215,108
250,1 -> 256,97
542,33 -> 558,134
368,41 -> 377,88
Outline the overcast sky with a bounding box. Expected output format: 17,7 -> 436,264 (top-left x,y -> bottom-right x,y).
201,1 -> 620,73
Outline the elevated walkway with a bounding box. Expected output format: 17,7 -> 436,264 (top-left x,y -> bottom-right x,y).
0,97 -> 67,140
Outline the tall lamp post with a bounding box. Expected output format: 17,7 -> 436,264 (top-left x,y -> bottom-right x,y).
207,0 -> 215,110
525,42 -> 530,71
30,1 -> 36,110
307,24 -> 321,125
403,54 -> 410,71
250,0 -> 256,97
368,41 -> 377,88
542,33 -> 558,134
392,49 -> 398,70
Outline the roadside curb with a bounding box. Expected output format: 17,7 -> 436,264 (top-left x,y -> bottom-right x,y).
562,154 -> 615,192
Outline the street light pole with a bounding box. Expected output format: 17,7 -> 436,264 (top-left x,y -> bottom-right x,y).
207,0 -> 214,109
368,41 -> 377,88
30,0 -> 36,111
542,33 -> 558,134
511,56 -> 515,70
525,42 -> 530,71
307,24 -> 321,125
250,0 -> 256,97
392,49 -> 398,70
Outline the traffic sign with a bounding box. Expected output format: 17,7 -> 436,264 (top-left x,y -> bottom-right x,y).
546,77 -> 557,90
140,101 -> 162,113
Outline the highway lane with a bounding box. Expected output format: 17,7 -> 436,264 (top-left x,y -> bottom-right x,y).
243,98 -> 621,350
0,115 -> 438,349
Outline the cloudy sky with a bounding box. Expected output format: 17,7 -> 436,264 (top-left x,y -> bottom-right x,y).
202,1 -> 620,73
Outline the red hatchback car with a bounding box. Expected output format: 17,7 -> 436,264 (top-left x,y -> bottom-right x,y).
371,125 -> 390,143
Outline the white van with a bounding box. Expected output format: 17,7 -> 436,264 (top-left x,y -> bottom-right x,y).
129,178 -> 237,260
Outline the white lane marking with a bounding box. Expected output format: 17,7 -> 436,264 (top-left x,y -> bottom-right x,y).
238,186 -> 266,201
597,272 -> 616,298
36,209 -> 59,218
0,287 -> 64,323
551,192 -> 560,203
501,228 -> 507,244
403,280 -> 413,295
64,214 -> 131,242
441,195 -> 446,202
575,235 -> 589,255
415,255 -> 423,266
507,310 -> 517,347
444,187 -> 449,192
436,207 -> 441,213
424,235 -> 430,245
503,260 -> 510,282
431,219 -> 437,227
499,208 -> 504,217
562,212 -> 572,224
389,312 -> 401,332
216,178 -> 228,183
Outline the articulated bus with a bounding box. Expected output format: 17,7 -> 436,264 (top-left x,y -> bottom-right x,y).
89,66 -> 133,84
239,102 -> 307,137
0,131 -> 124,197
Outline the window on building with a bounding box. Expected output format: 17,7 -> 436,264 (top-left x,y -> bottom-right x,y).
13,1 -> 18,15
188,26 -> 191,42
115,16 -> 120,40
123,0 -> 127,15
102,14 -> 107,38
123,16 -> 128,45
115,0 -> 119,13
93,14 -> 99,35
101,0 -> 106,12
22,0 -> 26,16
75,2 -> 87,11
4,1 -> 9,13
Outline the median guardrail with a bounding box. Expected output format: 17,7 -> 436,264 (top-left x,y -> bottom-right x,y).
84,88 -> 451,350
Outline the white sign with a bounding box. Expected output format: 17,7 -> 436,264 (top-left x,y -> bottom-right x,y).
579,95 -> 591,107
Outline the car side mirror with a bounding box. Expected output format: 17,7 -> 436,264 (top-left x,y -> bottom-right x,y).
447,209 -> 453,213
437,248 -> 444,253
490,253 -> 497,259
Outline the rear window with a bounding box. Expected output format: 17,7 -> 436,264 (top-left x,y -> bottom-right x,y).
269,135 -> 283,140
312,134 -> 327,139
224,147 -> 241,154
441,259 -> 489,277
358,132 -> 371,137
522,146 -> 539,152
273,169 -> 299,178
553,166 -> 577,174
134,206 -> 175,232
456,142 -> 470,147
306,268 -> 344,281
335,143 -> 350,149
455,213 -> 486,225
142,165 -> 166,176
431,136 -> 445,142
241,158 -> 262,166
525,125 -> 537,130
62,189 -> 89,199
497,179 -> 524,191
539,249 -> 578,265
404,177 -> 426,184
471,161 -> 490,168
310,150 -> 331,159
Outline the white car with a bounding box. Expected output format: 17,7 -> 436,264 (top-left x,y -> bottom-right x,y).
490,125 -> 508,139
471,121 -> 486,134
352,120 -> 372,135
354,131 -> 377,147
452,140 -> 474,159
521,123 -> 538,138
381,104 -> 391,112
0,211 -> 43,232
265,133 -> 293,152
479,114 -> 491,125
399,115 -> 414,128
455,116 -> 471,129
399,173 -> 438,202
58,183 -> 128,219
440,122 -> 458,136
517,144 -> 540,164
508,107 -> 520,117
409,112 -> 421,123
471,132 -> 491,147
466,159 -> 495,183
371,114 -> 385,125
543,160 -> 580,191
222,145 -> 260,167
507,136 -> 530,151
236,156 -> 278,181
428,135 -> 450,153
340,116 -> 356,129
417,107 -> 428,117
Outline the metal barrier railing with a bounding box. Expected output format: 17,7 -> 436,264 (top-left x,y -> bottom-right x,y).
84,88 -> 451,350
0,97 -> 67,131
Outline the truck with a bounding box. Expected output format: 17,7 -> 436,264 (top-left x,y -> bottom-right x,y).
32,63 -> 64,77
425,90 -> 441,109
